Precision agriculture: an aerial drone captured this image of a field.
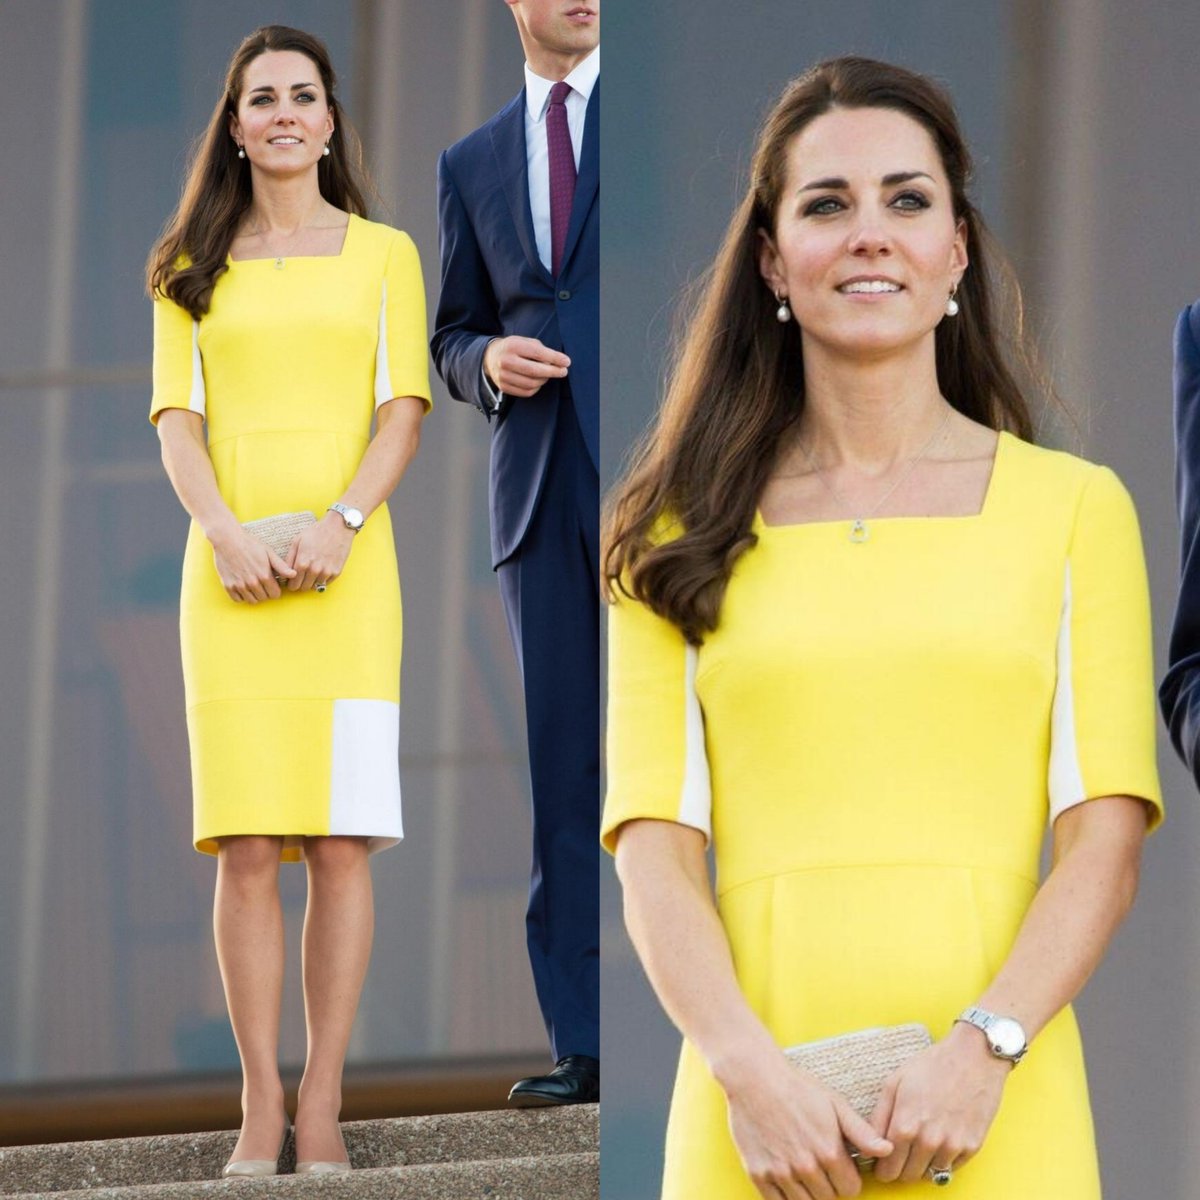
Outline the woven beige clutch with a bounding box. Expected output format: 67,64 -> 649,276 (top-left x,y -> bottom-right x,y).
242,510 -> 317,560
784,1023 -> 932,1169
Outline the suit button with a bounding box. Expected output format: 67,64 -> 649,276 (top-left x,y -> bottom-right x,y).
557,289 -> 572,301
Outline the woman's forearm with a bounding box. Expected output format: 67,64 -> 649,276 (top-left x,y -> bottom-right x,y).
616,820 -> 781,1090
972,796 -> 1147,1044
619,820 -> 897,1186
333,395 -> 425,520
156,409 -> 239,541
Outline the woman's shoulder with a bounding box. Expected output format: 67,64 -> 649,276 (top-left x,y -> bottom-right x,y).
351,214 -> 418,254
1002,432 -> 1125,487
1000,432 -> 1136,514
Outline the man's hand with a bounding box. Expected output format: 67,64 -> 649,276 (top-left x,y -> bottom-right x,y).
484,336 -> 570,397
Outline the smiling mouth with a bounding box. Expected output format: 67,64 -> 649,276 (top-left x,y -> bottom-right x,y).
268,137 -> 302,146
838,280 -> 903,294
565,7 -> 596,18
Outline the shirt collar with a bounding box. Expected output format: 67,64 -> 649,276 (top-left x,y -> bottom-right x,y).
524,46 -> 599,122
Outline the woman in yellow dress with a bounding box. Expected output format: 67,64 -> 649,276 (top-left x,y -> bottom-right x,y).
146,26 -> 429,1177
602,58 -> 1160,1199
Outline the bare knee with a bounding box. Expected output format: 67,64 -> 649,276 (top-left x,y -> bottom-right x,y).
304,836 -> 369,880
217,835 -> 283,881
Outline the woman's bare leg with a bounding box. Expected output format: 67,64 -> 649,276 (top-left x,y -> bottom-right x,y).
214,835 -> 289,1162
294,835 -> 374,1164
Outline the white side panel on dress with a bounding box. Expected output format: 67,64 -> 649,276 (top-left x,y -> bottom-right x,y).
189,320 -> 206,417
1048,563 -> 1086,822
678,643 -> 713,843
373,282 -> 392,409
329,698 -> 403,851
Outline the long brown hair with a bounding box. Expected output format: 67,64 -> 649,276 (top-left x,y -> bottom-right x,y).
603,56 -> 1047,644
145,25 -> 373,318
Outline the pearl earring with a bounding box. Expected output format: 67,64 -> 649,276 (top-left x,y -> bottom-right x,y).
774,293 -> 792,324
323,143 -> 331,157
945,286 -> 960,317
236,145 -> 245,159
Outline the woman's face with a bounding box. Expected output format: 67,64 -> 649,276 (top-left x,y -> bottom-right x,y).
758,105 -> 967,359
228,50 -> 334,177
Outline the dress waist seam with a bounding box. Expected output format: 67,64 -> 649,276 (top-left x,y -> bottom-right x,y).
715,860 -> 1040,900
206,428 -> 370,449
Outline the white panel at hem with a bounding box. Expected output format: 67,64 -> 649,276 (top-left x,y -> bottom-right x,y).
329,698 -> 403,852
373,282 -> 392,409
678,644 -> 713,843
1048,562 -> 1086,822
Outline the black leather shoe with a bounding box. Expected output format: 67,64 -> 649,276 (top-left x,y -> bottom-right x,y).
508,1055 -> 600,1107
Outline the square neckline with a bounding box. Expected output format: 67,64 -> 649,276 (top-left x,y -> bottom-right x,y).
753,428 -> 1010,533
226,211 -> 356,264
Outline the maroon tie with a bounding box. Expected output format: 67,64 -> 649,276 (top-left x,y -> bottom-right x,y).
547,81 -> 576,277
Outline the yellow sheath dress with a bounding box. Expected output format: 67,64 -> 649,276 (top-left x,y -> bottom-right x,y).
603,433 -> 1162,1198
150,214 -> 431,863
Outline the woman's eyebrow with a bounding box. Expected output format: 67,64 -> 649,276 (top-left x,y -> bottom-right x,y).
247,82 -> 318,95
797,169 -> 935,192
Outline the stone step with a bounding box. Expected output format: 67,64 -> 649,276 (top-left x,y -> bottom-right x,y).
5,1153 -> 598,1200
0,1107 -> 597,1196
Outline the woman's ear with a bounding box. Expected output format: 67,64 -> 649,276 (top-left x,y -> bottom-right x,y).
950,216 -> 968,282
757,227 -> 785,296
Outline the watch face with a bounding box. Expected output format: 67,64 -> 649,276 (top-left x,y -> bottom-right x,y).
345,507 -> 364,529
988,1017 -> 1026,1059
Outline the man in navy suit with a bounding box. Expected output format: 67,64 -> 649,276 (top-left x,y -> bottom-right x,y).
431,0 -> 599,1105
1162,302 -> 1200,776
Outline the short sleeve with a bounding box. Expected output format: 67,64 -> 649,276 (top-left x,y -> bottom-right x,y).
1048,465 -> 1163,829
150,292 -> 205,424
602,588 -> 713,855
375,230 -> 433,412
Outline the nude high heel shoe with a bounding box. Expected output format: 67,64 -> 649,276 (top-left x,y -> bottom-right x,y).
221,1123 -> 291,1179
294,1160 -> 352,1175
295,1122 -> 351,1174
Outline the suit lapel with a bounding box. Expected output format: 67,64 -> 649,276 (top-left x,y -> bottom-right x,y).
559,79 -> 598,278
490,90 -> 553,287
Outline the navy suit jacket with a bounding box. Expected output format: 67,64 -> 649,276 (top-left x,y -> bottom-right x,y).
1161,301 -> 1200,782
432,83 -> 599,568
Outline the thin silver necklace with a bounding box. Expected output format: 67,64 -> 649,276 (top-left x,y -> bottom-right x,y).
798,405 -> 954,543
243,207 -> 327,270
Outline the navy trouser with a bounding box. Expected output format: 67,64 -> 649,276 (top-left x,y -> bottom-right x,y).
496,394 -> 600,1061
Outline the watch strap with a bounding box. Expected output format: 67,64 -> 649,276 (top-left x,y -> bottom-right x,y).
958,1005 -> 993,1031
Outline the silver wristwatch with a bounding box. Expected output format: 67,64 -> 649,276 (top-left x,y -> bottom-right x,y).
327,503 -> 364,533
955,1006 -> 1028,1065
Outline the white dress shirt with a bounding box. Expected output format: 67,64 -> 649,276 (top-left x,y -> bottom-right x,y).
482,47 -> 600,412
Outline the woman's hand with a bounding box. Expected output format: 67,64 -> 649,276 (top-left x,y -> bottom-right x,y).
210,523 -> 296,603
869,1023 -> 1009,1183
719,1050 -> 893,1199
286,513 -> 356,592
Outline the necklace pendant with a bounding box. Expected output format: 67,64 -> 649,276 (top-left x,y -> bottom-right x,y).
274,256 -> 285,270
849,519 -> 869,544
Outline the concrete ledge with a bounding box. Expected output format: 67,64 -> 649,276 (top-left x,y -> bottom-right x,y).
5,1152 -> 600,1200
0,1058 -> 551,1148
0,1108 -> 598,1195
